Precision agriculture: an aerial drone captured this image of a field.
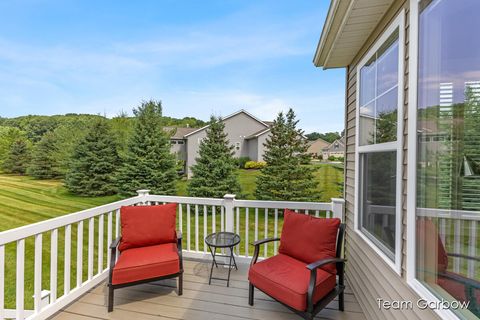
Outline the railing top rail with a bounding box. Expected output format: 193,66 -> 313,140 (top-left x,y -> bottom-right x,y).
0,196 -> 143,246
417,207 -> 480,221
233,199 -> 333,211
146,195 -> 224,206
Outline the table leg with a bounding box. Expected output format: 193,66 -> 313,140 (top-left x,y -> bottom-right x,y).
227,246 -> 234,287
208,246 -> 216,285
208,245 -> 219,268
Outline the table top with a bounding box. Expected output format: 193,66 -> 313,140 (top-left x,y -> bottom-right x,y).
205,232 -> 241,248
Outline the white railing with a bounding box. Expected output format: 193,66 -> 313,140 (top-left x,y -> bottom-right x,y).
417,207 -> 480,278
0,191 -> 344,320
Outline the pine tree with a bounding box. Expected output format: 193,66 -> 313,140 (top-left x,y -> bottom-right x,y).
65,119 -> 120,196
255,108 -> 318,201
2,138 -> 30,174
116,100 -> 177,196
28,131 -> 62,179
188,116 -> 241,198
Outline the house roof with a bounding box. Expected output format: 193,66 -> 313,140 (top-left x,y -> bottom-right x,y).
313,0 -> 394,69
323,137 -> 346,151
245,127 -> 271,140
183,109 -> 270,138
163,126 -> 197,139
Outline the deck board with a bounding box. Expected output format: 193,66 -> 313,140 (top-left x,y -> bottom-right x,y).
51,259 -> 366,320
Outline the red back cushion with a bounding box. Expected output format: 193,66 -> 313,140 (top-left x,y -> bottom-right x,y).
416,218 -> 448,273
279,209 -> 340,273
119,203 -> 177,251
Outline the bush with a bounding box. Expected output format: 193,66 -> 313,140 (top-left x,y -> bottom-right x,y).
236,156 -> 251,169
328,155 -> 336,161
245,161 -> 266,169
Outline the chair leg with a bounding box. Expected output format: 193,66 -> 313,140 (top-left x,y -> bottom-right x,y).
339,291 -> 345,311
178,273 -> 183,296
248,283 -> 254,306
107,285 -> 114,312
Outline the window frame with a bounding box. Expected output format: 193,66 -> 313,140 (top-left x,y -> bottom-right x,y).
406,1 -> 464,319
354,11 -> 404,275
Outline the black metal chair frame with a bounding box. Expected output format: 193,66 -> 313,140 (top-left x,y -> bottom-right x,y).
107,230 -> 184,312
248,223 -> 346,320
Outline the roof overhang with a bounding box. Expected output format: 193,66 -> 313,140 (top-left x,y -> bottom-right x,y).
313,0 -> 394,69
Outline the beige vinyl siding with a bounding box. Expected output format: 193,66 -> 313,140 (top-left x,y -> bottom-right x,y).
343,0 -> 440,319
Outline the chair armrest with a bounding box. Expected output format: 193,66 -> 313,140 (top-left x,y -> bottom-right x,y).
176,230 -> 183,271
251,237 -> 280,247
110,237 -> 121,249
439,271 -> 480,290
447,252 -> 480,262
306,258 -> 346,271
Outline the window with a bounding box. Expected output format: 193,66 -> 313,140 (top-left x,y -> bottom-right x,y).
177,140 -> 184,145
235,142 -> 241,150
356,13 -> 403,272
171,140 -> 177,145
413,0 -> 480,318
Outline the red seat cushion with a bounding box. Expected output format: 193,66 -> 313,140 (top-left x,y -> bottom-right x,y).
416,218 -> 449,272
249,254 -> 336,311
119,203 -> 177,251
279,210 -> 340,273
112,243 -> 180,285
437,272 -> 480,304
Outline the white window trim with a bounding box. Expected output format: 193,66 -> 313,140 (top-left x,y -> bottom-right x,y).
354,10 -> 404,275
406,1 -> 460,319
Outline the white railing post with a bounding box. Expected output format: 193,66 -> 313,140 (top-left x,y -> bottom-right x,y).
137,189 -> 150,205
331,198 -> 345,222
223,194 -> 236,233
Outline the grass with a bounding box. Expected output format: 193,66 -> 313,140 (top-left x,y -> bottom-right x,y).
0,163 -> 344,309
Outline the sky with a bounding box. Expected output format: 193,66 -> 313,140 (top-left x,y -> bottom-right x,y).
0,0 -> 346,133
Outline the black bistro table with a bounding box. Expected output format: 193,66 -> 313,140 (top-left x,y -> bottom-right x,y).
204,232 -> 241,287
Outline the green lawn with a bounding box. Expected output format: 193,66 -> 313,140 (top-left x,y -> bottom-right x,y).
0,164 -> 343,309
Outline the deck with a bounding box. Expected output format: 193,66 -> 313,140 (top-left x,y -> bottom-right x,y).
51,259 -> 366,320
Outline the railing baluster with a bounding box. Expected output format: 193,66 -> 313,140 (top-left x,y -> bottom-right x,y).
245,208 -> 249,257
221,206 -> 224,232
236,207 -> 240,255
212,206 -> 216,234
0,245 -> 3,320
50,229 -> 58,303
64,225 -> 71,294
468,221 -> 477,278
255,208 -> 258,241
77,220 -> 83,287
179,204 -> 183,233
16,239 -> 25,320
203,205 -> 207,254
195,205 -> 199,252
264,208 -> 268,258
88,217 -> 94,280
115,209 -> 120,238
0,245 -> 4,320
274,209 -> 278,255
453,220 -> 461,273
98,214 -> 104,274
187,204 -> 191,251
107,212 -> 112,269
439,218 -> 446,245
315,210 -> 319,217
34,233 -> 43,313
305,209 -> 309,215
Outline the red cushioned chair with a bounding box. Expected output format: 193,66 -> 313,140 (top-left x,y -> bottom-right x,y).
248,209 -> 346,320
107,203 -> 183,312
417,218 -> 480,315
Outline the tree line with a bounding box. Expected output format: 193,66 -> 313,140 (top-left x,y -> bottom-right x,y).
0,101 -> 318,201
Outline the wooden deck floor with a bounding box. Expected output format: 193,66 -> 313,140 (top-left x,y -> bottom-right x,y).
51,259 -> 366,320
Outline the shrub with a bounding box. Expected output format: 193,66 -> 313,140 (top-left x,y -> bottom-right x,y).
237,156 -> 251,168
328,155 -> 336,161
245,161 -> 266,169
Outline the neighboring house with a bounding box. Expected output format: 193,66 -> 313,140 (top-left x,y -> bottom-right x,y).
306,138 -> 330,158
166,110 -> 272,178
315,1 -> 479,320
321,137 -> 345,160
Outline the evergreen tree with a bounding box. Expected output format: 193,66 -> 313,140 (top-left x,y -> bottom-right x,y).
65,119 -> 120,196
116,100 -> 177,196
3,138 -> 30,174
255,108 -> 318,201
187,116 -> 241,198
28,131 -> 62,179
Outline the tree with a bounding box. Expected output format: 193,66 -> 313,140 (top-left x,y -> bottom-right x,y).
187,116 -> 241,198
0,127 -> 26,168
3,138 -> 30,174
28,131 -> 62,179
65,119 -> 120,196
116,100 -> 177,196
255,108 -> 318,201
305,131 -> 341,143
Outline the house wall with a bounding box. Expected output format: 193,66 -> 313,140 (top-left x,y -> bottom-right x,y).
256,132 -> 268,161
247,139 -> 258,161
170,139 -> 187,160
186,112 -> 267,177
343,1 -> 439,319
